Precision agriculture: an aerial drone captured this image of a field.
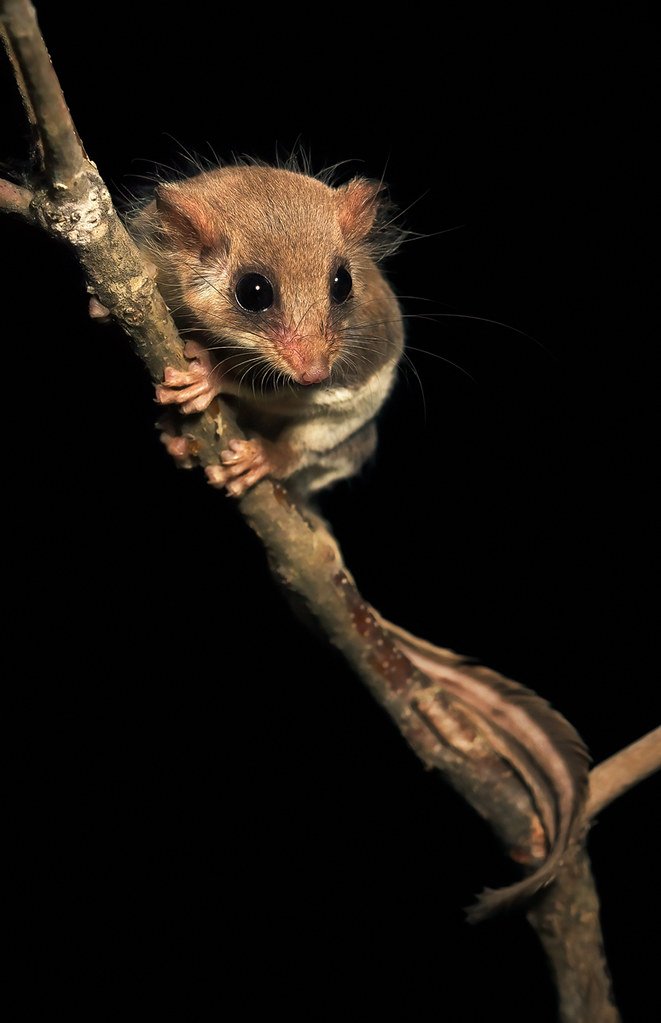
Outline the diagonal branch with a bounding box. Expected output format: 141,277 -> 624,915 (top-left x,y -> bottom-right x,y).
0,10 -> 44,167
1,0 -> 82,180
588,726 -> 661,818
0,176 -> 34,220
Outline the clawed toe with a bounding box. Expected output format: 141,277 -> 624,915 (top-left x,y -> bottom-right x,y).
155,342 -> 223,415
205,465 -> 229,487
163,365 -> 204,386
205,439 -> 271,495
159,430 -> 194,468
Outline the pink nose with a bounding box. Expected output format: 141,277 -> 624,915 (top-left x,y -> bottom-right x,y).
299,363 -> 330,385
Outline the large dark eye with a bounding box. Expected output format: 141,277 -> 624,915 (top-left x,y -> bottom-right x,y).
235,273 -> 274,312
331,265 -> 352,305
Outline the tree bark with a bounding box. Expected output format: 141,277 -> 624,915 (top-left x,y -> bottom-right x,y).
528,846 -> 620,1023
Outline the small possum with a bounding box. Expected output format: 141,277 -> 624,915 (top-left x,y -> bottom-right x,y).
128,164 -> 404,498
121,161 -> 590,918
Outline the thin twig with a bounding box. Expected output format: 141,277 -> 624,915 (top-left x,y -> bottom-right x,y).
588,726 -> 661,818
0,16 -> 44,166
0,176 -> 34,220
1,0 -> 83,180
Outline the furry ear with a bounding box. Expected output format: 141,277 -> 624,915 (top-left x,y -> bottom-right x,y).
155,183 -> 226,258
335,177 -> 383,241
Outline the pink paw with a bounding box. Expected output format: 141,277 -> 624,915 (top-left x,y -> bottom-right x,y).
159,429 -> 194,469
155,340 -> 222,415
88,296 -> 111,322
205,439 -> 272,497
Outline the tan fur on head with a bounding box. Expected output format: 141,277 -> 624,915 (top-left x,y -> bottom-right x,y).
133,164 -> 400,387
154,184 -> 228,257
335,177 -> 383,242
131,159 -> 405,497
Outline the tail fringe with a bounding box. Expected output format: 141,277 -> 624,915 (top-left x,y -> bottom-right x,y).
465,851 -> 561,924
376,616 -> 590,922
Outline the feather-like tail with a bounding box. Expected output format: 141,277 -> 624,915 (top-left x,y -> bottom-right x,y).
376,616 -> 591,921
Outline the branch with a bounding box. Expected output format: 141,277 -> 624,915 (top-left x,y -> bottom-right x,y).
0,0 -> 228,464
527,846 -> 619,1023
588,726 -> 661,818
1,0 -> 82,180
0,8 -> 44,166
0,176 -> 34,221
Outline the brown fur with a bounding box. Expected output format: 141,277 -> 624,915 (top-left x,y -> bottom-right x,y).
130,165 -> 404,496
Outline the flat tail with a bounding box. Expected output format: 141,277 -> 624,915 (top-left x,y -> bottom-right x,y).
374,614 -> 590,923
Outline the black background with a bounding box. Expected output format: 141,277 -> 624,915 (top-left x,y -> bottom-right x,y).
5,5 -> 659,1021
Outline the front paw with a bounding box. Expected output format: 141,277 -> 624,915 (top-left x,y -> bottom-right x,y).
205,439 -> 273,497
88,296 -> 111,322
155,340 -> 222,415
159,427 -> 195,469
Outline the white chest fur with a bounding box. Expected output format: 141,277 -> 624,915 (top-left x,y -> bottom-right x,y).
237,358 -> 398,454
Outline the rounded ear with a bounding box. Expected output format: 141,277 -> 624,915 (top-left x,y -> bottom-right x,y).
155,183 -> 227,258
335,177 -> 384,241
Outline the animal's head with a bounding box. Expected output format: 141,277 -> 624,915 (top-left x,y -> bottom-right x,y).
151,165 -> 394,386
